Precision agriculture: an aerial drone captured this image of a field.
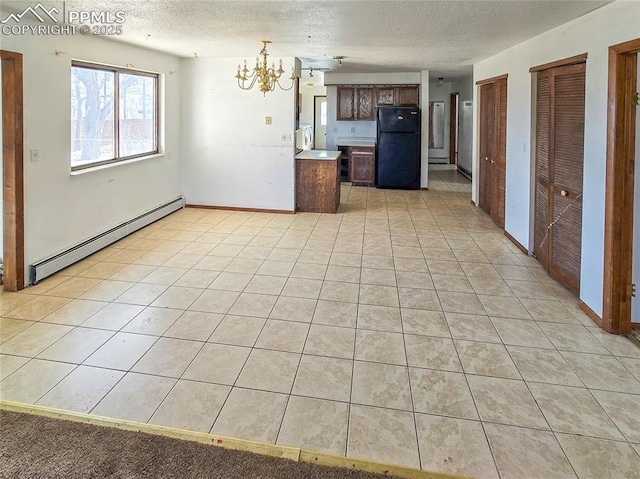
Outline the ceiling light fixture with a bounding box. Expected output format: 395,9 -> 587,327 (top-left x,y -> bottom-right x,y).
438,77 -> 444,85
309,67 -> 314,78
235,40 -> 296,96
333,56 -> 344,66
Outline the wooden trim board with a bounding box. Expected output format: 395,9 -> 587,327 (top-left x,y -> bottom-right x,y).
578,300 -> 604,328
186,204 -> 296,215
0,50 -> 25,291
529,53 -> 588,73
504,231 -> 527,255
475,74 -> 507,86
0,400 -> 466,479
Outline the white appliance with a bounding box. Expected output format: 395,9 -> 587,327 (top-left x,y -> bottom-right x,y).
295,125 -> 313,151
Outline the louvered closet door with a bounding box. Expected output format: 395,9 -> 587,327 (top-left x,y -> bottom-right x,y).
479,83 -> 495,216
494,78 -> 507,228
534,63 -> 585,294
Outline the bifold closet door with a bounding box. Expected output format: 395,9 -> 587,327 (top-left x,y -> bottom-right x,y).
479,83 -> 495,217
534,63 -> 585,294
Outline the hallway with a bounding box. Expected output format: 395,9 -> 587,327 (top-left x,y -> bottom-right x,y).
1,169 -> 639,479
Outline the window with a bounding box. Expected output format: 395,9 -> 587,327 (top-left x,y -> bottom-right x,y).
71,61 -> 158,170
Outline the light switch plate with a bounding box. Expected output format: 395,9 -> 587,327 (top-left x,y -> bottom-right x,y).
30,149 -> 40,162
265,116 -> 272,125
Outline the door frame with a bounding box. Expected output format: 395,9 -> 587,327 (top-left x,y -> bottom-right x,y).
0,50 -> 25,292
602,37 -> 640,334
313,95 -> 326,149
449,92 -> 459,165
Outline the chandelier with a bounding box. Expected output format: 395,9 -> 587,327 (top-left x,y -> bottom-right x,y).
235,40 -> 296,95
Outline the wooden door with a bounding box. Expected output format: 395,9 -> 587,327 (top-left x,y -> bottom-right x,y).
337,87 -> 355,120
376,87 -> 395,105
355,87 -> 375,120
478,78 -> 507,228
396,86 -> 419,106
349,147 -> 375,186
534,62 -> 585,294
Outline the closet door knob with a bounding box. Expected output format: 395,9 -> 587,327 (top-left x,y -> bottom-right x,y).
561,190 -> 568,197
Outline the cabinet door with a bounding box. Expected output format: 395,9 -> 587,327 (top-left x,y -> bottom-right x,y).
396,86 -> 419,106
376,87 -> 395,106
349,147 -> 375,186
355,87 -> 375,120
337,87 -> 355,120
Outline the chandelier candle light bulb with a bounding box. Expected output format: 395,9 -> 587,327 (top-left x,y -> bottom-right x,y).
235,40 -> 296,95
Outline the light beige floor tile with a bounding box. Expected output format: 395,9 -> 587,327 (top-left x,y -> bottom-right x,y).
0,318 -> 36,344
37,365 -> 124,413
456,340 -> 519,379
357,304 -> 402,332
619,356 -> 640,381
467,375 -> 548,429
478,295 -> 532,319
140,266 -> 188,285
37,328 -> 113,363
394,258 -> 429,274
236,348 -> 300,393
268,248 -> 302,262
404,334 -> 461,372
431,274 -> 474,294
588,327 -> 640,358
415,414 -> 498,479
347,404 -> 419,469
351,360 -> 411,410
150,380 -> 230,433
281,278 -> 323,299
212,387 -> 288,443
0,359 -> 75,403
319,281 -> 360,303
255,320 -> 309,353
304,324 -> 355,359
209,244 -> 243,257
398,288 -> 441,310
484,423 -> 576,479
590,389 -> 640,442
445,312 -> 500,342
42,277 -> 102,299
79,303 -> 145,330
493,264 -> 538,282
228,292 -> 277,318
329,253 -> 362,267
460,262 -> 500,279
244,275 -> 287,295
0,354 -> 29,380
173,269 -> 219,288
561,351 -> 640,393
208,315 -> 265,347
289,262 -> 327,280
491,317 -> 555,349
409,368 -> 477,419
468,277 -> 514,297
162,311 -> 223,341
507,346 -> 582,387
78,262 -> 126,280
277,396 -> 348,455
92,372 -> 175,422
183,343 -> 250,385
427,260 -> 464,276
150,286 -> 204,309
556,434 -> 640,479
519,298 -> 580,324
528,382 -> 623,440
437,291 -> 486,315
395,271 -> 433,289
401,309 -> 450,338
193,255 -> 233,271
189,290 -> 239,314
114,283 -> 169,306
506,280 -> 556,301
121,307 -> 182,336
324,265 -> 361,284
270,296 -> 317,323
83,332 -> 157,370
208,272 -> 253,292
0,323 -> 73,357
131,337 -> 202,377
256,260 -> 296,278
79,280 -> 135,302
292,355 -> 352,402
358,285 -> 398,307
355,330 -> 406,365
539,323 -> 609,354
360,267 -> 396,286
4,296 -> 71,321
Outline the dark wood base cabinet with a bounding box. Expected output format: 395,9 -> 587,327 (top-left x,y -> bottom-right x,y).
349,147 -> 375,186
295,154 -> 341,213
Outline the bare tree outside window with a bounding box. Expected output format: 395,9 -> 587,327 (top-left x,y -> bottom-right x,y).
71,62 -> 158,171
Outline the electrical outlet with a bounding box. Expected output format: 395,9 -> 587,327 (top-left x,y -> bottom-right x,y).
265,116 -> 272,125
281,133 -> 292,142
350,127 -> 356,134
30,149 -> 40,162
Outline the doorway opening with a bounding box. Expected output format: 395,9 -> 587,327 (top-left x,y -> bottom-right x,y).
0,50 -> 25,292
313,96 -> 327,150
603,38 -> 640,334
449,92 -> 459,165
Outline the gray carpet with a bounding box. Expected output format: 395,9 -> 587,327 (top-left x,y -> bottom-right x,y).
0,410 -> 402,479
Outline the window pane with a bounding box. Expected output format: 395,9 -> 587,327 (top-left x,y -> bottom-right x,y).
119,74 -> 156,157
71,67 -> 115,166
320,101 -> 327,126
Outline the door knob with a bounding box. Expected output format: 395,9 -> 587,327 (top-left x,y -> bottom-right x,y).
560,190 -> 568,197
485,157 -> 489,161
490,160 -> 495,164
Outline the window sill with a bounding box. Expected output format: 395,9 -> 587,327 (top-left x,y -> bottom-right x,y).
70,153 -> 166,176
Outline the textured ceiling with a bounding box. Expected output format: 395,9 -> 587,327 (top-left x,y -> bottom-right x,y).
1,1 -> 613,77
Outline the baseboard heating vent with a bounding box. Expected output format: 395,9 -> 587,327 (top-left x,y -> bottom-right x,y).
29,196 -> 185,285
457,165 -> 472,180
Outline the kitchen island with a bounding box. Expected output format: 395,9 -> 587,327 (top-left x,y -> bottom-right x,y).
295,150 -> 341,214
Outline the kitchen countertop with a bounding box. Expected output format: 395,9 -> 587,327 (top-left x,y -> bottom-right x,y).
295,150 -> 341,161
335,137 -> 376,147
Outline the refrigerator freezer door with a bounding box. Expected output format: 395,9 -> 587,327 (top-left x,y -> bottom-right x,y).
377,107 -> 420,133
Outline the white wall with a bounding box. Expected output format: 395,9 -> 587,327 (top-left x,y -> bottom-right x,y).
181,58 -> 297,211
324,72 -> 421,85
420,71 -> 430,187
1,26 -> 181,278
473,0 -> 640,317
299,71 -> 326,127
451,76 -> 474,175
428,81 -> 452,162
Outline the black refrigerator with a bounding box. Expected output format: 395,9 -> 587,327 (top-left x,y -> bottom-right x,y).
376,106 -> 421,189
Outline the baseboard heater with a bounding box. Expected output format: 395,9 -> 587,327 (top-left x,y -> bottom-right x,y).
457,165 -> 472,180
29,196 -> 185,285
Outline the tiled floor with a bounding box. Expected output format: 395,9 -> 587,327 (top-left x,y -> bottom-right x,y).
1,167 -> 640,478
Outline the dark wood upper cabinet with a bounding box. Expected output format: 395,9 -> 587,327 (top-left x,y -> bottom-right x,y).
396,86 -> 419,106
356,87 -> 375,120
337,87 -> 355,120
375,87 -> 395,106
